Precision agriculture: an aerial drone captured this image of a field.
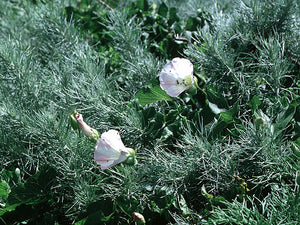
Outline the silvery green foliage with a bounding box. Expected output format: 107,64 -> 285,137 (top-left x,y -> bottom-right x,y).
0,0 -> 299,224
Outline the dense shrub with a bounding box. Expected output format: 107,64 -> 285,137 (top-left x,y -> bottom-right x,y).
0,0 -> 299,224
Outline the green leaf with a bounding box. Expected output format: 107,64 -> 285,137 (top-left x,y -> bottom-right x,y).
211,196 -> 226,206
116,196 -> 139,216
142,107 -> 156,120
220,104 -> 238,123
295,122 -> 300,139
161,126 -> 173,141
79,199 -> 115,225
74,218 -> 87,225
291,142 -> 300,159
151,186 -> 175,214
0,180 -> 10,203
158,2 -> 168,17
201,185 -> 213,201
185,17 -> 202,30
168,7 -> 179,25
136,0 -> 149,11
0,165 -> 57,216
207,104 -> 239,140
134,78 -> 173,106
165,109 -> 178,123
274,105 -> 296,138
208,101 -> 226,114
249,95 -> 261,112
206,88 -> 228,109
178,195 -> 191,216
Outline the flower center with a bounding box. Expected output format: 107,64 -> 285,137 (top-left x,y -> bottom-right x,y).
176,75 -> 193,87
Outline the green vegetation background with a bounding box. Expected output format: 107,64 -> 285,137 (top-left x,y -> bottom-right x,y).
0,0 -> 299,224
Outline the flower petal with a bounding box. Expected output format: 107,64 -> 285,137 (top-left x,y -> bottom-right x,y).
162,83 -> 188,97
159,71 -> 191,97
101,130 -> 126,151
95,150 -> 129,170
160,71 -> 178,85
171,58 -> 193,78
96,160 -> 115,170
94,137 -> 121,161
161,61 -> 176,74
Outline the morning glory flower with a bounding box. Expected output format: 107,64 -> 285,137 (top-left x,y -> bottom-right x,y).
94,130 -> 136,170
159,57 -> 194,97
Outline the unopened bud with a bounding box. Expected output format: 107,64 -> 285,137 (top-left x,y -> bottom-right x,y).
133,212 -> 146,225
297,170 -> 300,186
75,112 -> 99,142
15,168 -> 20,177
15,168 -> 21,183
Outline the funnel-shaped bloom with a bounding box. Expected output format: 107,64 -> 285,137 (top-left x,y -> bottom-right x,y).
159,57 -> 194,97
94,130 -> 135,170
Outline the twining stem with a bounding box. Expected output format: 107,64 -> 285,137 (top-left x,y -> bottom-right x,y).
97,0 -> 113,11
194,79 -> 207,97
136,156 -> 154,161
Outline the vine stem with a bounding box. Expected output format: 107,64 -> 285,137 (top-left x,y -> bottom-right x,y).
172,29 -> 198,50
97,0 -> 113,11
136,156 -> 154,161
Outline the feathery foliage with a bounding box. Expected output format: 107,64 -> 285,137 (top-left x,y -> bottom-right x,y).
0,0 -> 299,224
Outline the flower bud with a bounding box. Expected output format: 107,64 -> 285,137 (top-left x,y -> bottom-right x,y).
15,168 -> 21,183
15,168 -> 20,177
73,112 -> 99,142
133,212 -> 146,225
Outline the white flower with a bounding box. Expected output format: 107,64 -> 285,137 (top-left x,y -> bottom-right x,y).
159,57 -> 194,97
94,130 -> 130,170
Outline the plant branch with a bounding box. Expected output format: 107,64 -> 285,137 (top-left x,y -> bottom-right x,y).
97,0 -> 113,11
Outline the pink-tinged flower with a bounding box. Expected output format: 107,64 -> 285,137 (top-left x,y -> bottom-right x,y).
159,57 -> 194,97
75,113 -> 99,142
132,212 -> 146,225
94,130 -> 136,170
